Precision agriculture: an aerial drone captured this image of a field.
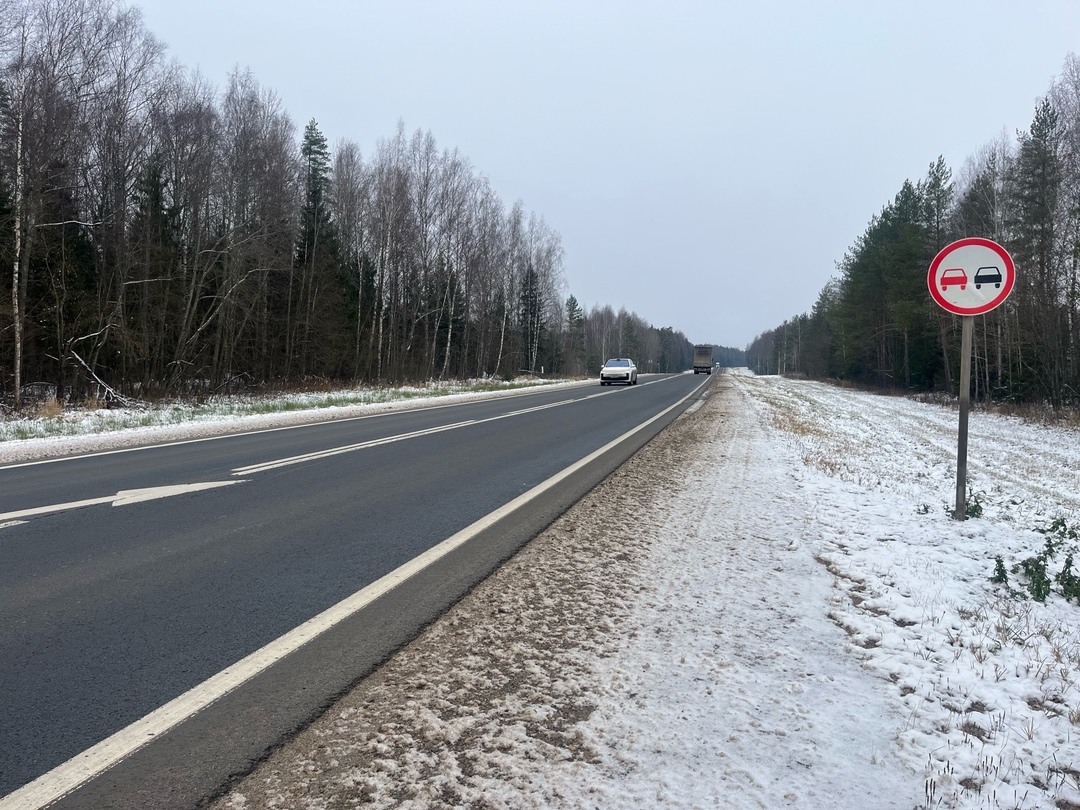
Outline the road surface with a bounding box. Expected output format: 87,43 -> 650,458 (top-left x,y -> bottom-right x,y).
0,373 -> 708,809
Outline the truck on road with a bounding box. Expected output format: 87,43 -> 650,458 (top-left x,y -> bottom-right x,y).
693,344 -> 713,375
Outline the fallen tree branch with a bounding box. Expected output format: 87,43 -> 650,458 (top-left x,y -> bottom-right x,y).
68,350 -> 141,409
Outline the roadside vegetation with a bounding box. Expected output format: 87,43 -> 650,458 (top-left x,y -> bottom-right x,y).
748,53 -> 1080,423
0,376 -> 575,444
0,0 -> 749,413
744,374 -> 1080,809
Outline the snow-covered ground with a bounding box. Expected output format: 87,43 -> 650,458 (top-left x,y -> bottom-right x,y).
0,378 -> 585,464
198,372 -> 1078,810
7,372 -> 1080,808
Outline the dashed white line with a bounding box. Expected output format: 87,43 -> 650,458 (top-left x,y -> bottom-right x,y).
231,399 -> 579,476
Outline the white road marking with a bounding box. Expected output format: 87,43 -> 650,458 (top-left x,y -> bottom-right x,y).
231,399 -> 578,476
230,421 -> 476,475
0,382 -> 599,471
0,376 -> 707,810
1,383 -> 671,523
0,481 -> 245,524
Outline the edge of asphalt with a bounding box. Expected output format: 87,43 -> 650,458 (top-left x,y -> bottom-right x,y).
30,375 -> 714,810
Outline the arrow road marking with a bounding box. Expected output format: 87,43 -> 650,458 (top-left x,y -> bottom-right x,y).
0,481 -> 245,524
3,393 -> 609,521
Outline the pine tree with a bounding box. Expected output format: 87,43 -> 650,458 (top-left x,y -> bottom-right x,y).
620,313 -> 641,361
1008,99 -> 1065,406
297,118 -> 333,271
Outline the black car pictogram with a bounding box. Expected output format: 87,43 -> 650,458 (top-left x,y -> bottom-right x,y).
974,266 -> 1002,289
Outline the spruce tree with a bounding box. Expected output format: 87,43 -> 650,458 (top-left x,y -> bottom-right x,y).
565,294 -> 585,374
1008,99 -> 1065,406
292,119 -> 344,378
297,119 -> 333,270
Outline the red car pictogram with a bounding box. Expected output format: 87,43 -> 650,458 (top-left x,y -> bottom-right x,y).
940,267 -> 968,291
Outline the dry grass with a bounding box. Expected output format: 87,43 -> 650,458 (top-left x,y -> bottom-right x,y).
35,398 -> 63,419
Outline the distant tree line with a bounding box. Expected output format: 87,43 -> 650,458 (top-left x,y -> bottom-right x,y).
0,0 -> 710,408
747,53 -> 1080,413
711,345 -> 746,367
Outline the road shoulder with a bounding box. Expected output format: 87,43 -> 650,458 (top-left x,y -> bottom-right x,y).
211,375 -> 921,808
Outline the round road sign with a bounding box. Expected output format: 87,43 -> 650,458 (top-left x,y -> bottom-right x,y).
927,237 -> 1015,316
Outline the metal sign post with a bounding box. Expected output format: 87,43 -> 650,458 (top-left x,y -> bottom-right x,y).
954,316 -> 973,520
927,238 -> 1016,521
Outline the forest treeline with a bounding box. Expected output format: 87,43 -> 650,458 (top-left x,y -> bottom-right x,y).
747,54 -> 1080,413
0,0 -> 717,409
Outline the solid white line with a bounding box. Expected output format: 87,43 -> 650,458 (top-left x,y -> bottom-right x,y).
0,376 -> 707,810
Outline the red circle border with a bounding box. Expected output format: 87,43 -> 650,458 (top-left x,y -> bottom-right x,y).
927,237 -> 1015,316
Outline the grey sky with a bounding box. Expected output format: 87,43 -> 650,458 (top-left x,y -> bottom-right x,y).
133,0 -> 1080,348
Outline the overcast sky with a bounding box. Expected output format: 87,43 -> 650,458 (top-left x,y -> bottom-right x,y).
132,0 -> 1080,349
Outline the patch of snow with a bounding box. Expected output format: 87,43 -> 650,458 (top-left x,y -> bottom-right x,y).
0,378 -> 586,464
16,372 -> 1080,808
205,374 -> 1080,809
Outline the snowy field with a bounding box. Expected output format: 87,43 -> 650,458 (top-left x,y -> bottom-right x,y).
200,372 -> 1079,810
6,372 -> 1080,808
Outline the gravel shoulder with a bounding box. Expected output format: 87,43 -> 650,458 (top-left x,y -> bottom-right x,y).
210,374 -> 922,809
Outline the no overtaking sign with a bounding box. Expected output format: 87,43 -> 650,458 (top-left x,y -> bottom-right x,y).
927,237 -> 1015,316
926,236 -> 1016,521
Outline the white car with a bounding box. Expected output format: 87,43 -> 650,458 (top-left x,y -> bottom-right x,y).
600,358 -> 638,386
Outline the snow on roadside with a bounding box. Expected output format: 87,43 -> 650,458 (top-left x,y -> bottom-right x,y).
213,373 -> 1080,810
11,371 -> 1080,808
0,378 -> 586,464
539,376 -> 923,809
742,376 -> 1080,809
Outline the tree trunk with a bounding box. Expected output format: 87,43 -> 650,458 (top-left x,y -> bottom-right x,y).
440,275 -> 456,380
938,313 -> 953,394
11,100 -> 29,409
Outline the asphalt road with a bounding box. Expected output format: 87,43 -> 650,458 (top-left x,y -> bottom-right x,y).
0,373 -> 710,808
